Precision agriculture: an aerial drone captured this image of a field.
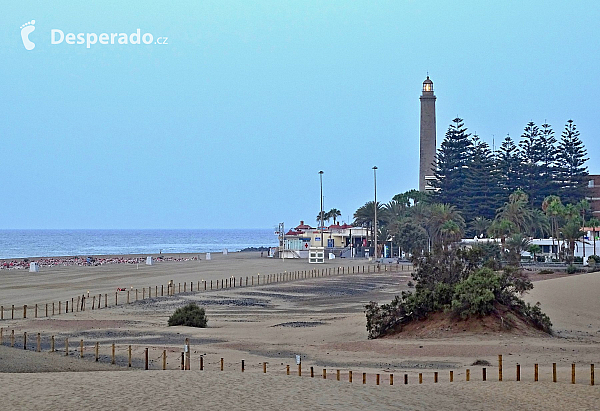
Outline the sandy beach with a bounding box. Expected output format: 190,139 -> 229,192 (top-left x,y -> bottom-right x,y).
0,252 -> 598,409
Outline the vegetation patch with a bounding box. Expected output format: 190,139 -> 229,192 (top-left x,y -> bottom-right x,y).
365,246 -> 552,339
168,303 -> 207,328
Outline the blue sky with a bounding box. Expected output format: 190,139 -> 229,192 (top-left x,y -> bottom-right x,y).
1,1 -> 599,229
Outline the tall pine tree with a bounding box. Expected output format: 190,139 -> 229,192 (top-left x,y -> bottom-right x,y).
518,122 -> 544,208
432,118 -> 472,211
537,122 -> 559,200
556,120 -> 589,204
463,135 -> 503,223
496,135 -> 521,196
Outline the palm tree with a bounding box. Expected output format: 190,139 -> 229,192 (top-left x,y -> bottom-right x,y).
542,195 -> 564,259
487,218 -> 516,253
316,211 -> 330,227
528,244 -> 542,262
496,190 -> 534,234
470,217 -> 491,238
426,203 -> 465,250
327,208 -> 342,225
587,217 -> 600,257
505,233 -> 531,266
439,220 -> 463,251
354,201 -> 384,250
561,218 -> 584,263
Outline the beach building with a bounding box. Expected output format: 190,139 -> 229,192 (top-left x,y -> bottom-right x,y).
587,174 -> 600,217
278,221 -> 369,259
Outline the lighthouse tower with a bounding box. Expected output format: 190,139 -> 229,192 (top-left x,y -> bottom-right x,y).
419,76 -> 436,192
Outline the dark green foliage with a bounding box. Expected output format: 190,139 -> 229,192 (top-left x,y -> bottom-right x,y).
566,264 -> 577,274
365,247 -> 551,339
432,118 -> 473,211
168,303 -> 208,328
556,120 -> 589,204
396,222 -> 429,257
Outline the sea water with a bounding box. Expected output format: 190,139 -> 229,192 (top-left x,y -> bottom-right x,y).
0,229 -> 277,259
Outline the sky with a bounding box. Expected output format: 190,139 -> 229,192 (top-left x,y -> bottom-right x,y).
1,1 -> 599,229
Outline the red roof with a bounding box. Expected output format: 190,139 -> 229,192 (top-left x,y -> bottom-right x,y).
286,230 -> 302,236
295,220 -> 314,230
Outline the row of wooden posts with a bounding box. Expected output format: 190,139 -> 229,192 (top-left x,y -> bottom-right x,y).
0,263 -> 409,321
0,331 -> 595,386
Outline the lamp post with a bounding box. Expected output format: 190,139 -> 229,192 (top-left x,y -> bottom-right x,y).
373,166 -> 378,259
319,171 -> 324,248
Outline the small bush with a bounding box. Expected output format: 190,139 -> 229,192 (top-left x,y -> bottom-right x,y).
589,255 -> 600,263
566,264 -> 577,274
168,303 -> 207,327
538,269 -> 554,275
573,256 -> 583,263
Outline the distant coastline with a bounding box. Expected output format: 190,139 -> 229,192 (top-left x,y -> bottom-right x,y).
0,229 -> 277,260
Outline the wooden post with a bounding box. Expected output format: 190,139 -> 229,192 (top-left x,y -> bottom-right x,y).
362,372 -> 366,384
591,364 -> 595,386
534,364 -> 538,381
242,360 -> 245,372
111,343 -> 115,364
419,373 -> 422,384
349,370 -> 352,382
37,333 -> 41,352
336,369 -> 340,381
80,339 -> 84,358
498,355 -> 503,381
181,352 -> 184,370
115,292 -> 118,306
185,338 -> 190,370
65,300 -> 68,313
286,365 -> 290,375
51,335 -> 55,352
323,369 -> 326,379
143,288 -> 145,299
12,304 -> 14,319
376,374 -> 380,385
200,356 -> 204,370
390,374 -> 394,385
127,292 -> 130,304
211,280 -> 214,289
263,362 -> 267,373
23,332 -> 27,350
298,364 -> 301,376
184,283 -> 186,292
128,345 -> 132,367
482,368 -> 486,381
161,285 -> 164,296
466,369 -> 470,381
572,363 -> 576,384
221,357 -> 224,371
93,296 -> 96,309
76,297 -> 80,312
145,348 -> 149,370
23,304 -> 27,319
163,350 -> 167,370
404,374 -> 408,384
434,371 -> 438,383
516,364 -> 520,381
35,304 -> 38,318
311,367 -> 314,378
450,370 -> 454,382
178,283 -> 181,293
95,342 -> 99,361
11,330 -> 14,347
65,338 -> 69,356
1,305 -> 3,320
105,294 -> 107,308
553,363 -> 557,382
52,302 -> 55,316
71,298 -> 74,312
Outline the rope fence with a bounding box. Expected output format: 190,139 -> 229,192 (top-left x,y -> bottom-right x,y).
0,263 -> 411,321
0,331 -> 595,386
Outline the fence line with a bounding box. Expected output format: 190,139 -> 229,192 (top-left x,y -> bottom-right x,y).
0,331 -> 595,387
0,263 -> 411,321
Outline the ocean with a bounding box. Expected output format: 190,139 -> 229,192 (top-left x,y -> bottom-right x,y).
0,229 -> 277,259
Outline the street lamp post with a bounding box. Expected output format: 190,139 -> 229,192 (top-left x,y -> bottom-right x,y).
373,166 -> 378,259
319,171 -> 324,248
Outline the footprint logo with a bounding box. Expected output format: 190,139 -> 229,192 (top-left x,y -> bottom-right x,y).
20,20 -> 36,50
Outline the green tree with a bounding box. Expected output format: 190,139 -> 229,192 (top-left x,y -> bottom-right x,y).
432,118 -> 472,211
327,208 -> 342,224
556,120 -> 589,204
537,122 -> 559,202
496,190 -> 534,234
463,136 -> 503,223
426,203 -> 465,251
396,222 -> 429,257
542,195 -> 564,259
587,217 -> 600,257
470,217 -> 492,238
518,122 -> 544,206
496,135 -> 521,196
